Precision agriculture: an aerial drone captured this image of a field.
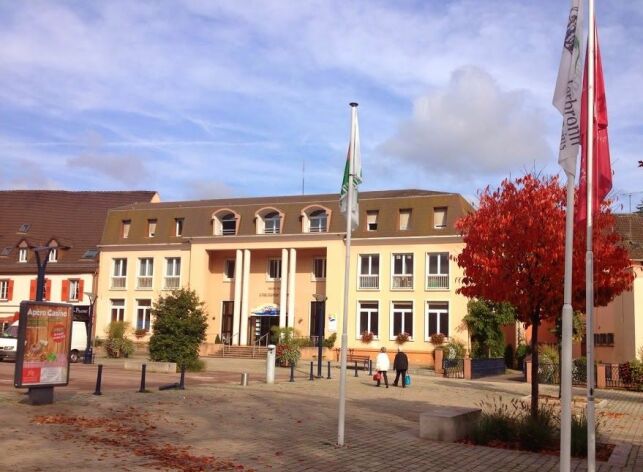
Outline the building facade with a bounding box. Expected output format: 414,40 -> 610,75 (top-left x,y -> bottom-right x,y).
0,190 -> 159,331
96,190 -> 474,359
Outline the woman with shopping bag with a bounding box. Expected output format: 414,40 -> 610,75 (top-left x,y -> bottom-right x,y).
374,347 -> 390,388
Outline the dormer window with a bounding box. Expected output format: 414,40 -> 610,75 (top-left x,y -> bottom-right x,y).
367,211 -> 379,231
310,210 -> 327,233
264,212 -> 281,234
18,248 -> 28,263
121,220 -> 131,238
213,211 -> 239,236
434,207 -> 448,229
18,224 -> 31,234
175,218 -> 184,237
48,248 -> 58,262
147,219 -> 157,238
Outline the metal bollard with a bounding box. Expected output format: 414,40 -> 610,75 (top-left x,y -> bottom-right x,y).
240,372 -> 249,386
327,361 -> 331,380
289,363 -> 295,382
138,364 -> 147,393
368,359 -> 373,376
93,364 -> 103,396
309,362 -> 314,381
179,365 -> 186,390
354,361 -> 358,377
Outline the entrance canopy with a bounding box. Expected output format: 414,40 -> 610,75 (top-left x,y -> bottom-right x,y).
251,304 -> 279,317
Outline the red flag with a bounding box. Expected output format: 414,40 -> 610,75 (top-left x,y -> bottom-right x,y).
577,26 -> 612,223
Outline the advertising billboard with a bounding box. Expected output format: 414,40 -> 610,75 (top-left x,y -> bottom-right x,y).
14,301 -> 73,388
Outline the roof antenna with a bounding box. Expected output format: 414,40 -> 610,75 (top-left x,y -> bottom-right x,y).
302,158 -> 305,195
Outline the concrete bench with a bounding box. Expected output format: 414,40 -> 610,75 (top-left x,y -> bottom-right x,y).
419,405 -> 481,442
123,360 -> 177,373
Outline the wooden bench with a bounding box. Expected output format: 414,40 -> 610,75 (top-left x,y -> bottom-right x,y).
334,349 -> 371,369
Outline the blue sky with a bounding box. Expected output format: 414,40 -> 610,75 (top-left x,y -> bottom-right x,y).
0,0 -> 641,209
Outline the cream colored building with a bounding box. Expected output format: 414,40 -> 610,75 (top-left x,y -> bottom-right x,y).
96,190 -> 474,360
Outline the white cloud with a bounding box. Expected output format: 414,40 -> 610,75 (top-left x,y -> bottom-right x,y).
378,66 -> 552,177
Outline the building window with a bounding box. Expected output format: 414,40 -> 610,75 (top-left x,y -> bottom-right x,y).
164,257 -> 181,289
147,219 -> 157,238
309,210 -> 328,233
366,211 -> 378,231
358,302 -> 379,338
224,259 -> 235,280
68,279 -> 80,301
313,257 -> 326,280
267,258 -> 282,280
18,223 -> 31,233
0,280 -> 10,300
358,254 -> 379,289
399,209 -> 412,231
0,247 -> 11,257
427,253 -> 449,289
121,220 -> 131,238
48,248 -> 58,262
392,253 -> 413,289
111,258 -> 128,289
137,258 -> 154,289
214,212 -> 238,236
111,299 -> 125,322
426,302 -> 449,339
594,333 -> 614,346
391,302 -> 413,339
264,212 -> 281,234
175,218 -> 184,237
18,248 -> 28,263
434,207 -> 448,229
136,299 -> 152,331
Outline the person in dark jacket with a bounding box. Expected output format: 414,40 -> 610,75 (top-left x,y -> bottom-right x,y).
392,347 -> 409,388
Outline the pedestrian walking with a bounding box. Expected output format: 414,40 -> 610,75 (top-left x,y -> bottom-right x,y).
374,346 -> 389,388
392,346 -> 409,388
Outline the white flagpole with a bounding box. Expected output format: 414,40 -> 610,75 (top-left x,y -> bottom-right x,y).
560,173 -> 575,472
337,102 -> 358,447
586,0 -> 596,470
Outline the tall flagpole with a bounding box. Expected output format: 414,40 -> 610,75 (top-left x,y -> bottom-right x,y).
586,0 -> 596,470
560,174 -> 575,472
337,102 -> 358,447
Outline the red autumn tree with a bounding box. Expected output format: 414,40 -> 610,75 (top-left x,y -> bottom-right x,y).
456,174 -> 633,417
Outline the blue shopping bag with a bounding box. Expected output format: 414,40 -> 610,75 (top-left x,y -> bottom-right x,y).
404,374 -> 411,386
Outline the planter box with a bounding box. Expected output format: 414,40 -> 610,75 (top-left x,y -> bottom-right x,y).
124,360 -> 177,373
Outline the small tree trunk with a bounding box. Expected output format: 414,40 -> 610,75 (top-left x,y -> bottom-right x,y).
530,312 -> 540,418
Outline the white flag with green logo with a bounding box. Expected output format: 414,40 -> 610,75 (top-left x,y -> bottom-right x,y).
553,0 -> 584,178
339,110 -> 362,230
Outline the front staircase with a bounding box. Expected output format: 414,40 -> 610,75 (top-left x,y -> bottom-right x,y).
210,345 -> 268,359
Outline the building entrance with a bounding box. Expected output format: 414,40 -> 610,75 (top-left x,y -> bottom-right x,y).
221,301 -> 234,344
249,316 -> 280,345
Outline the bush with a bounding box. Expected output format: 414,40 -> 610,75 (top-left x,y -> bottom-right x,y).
571,412 -> 589,457
214,334 -> 222,344
104,321 -> 135,358
149,289 -> 208,369
184,358 -> 206,372
515,343 -> 531,370
323,333 -> 337,349
93,336 -> 104,348
272,326 -> 301,366
443,339 -> 465,359
516,403 -> 558,452
430,332 -> 445,345
469,397 -> 517,445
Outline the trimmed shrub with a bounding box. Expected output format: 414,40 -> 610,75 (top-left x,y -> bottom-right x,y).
149,289 -> 208,369
104,321 -> 135,358
323,333 -> 337,349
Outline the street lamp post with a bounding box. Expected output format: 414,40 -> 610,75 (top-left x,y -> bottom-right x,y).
84,292 -> 97,364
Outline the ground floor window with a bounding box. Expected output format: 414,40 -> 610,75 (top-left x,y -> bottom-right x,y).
136,299 -> 152,331
358,302 -> 379,337
426,302 -> 449,338
391,302 -> 413,339
111,299 -> 125,322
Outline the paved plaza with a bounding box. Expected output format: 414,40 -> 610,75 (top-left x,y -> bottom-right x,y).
0,359 -> 641,471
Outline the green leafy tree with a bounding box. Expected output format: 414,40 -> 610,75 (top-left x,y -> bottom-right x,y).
149,289 -> 208,370
463,300 -> 516,358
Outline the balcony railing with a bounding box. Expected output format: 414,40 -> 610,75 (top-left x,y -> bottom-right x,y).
264,227 -> 280,234
164,276 -> 180,290
137,276 -> 153,289
392,275 -> 413,289
426,274 -> 449,289
111,276 -> 126,289
359,275 -> 379,289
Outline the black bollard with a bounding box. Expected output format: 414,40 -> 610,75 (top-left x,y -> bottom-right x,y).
309,361 -> 314,381
354,361 -> 358,377
93,364 -> 103,396
368,359 -> 373,376
138,364 -> 147,393
327,361 -> 331,380
290,363 -> 295,382
179,365 -> 186,390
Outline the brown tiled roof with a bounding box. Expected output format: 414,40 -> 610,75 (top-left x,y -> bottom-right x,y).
0,190 -> 158,274
614,213 -> 643,260
101,189 -> 474,244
